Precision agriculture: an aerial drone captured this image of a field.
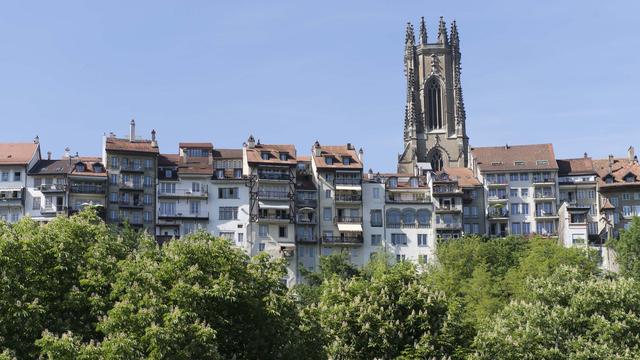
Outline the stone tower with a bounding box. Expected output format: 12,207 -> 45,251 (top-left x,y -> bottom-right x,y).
397,17 -> 469,174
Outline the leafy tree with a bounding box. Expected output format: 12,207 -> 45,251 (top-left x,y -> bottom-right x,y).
472,266 -> 640,359
610,216 -> 640,280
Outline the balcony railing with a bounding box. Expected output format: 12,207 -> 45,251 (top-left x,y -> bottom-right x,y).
386,194 -> 430,203
335,194 -> 362,202
488,195 -> 508,201
0,197 -> 23,205
158,189 -> 208,197
119,200 -> 145,208
119,164 -> 145,172
296,214 -> 316,224
37,184 -> 66,192
258,190 -> 290,200
334,216 -> 362,224
435,222 -> 463,229
322,235 -> 363,244
433,186 -> 462,194
296,198 -> 317,208
335,178 -> 361,186
70,184 -> 106,194
534,192 -> 555,199
296,235 -> 318,243
533,177 -> 556,184
258,214 -> 291,222
258,172 -> 290,181
158,212 -> 209,219
486,179 -> 508,186
41,206 -> 68,214
120,182 -> 144,190
535,210 -> 557,217
488,210 -> 510,219
437,205 -> 462,212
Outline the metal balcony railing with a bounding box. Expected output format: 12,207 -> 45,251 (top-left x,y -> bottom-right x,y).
322,235 -> 363,244
258,190 -> 290,200
334,216 -> 362,223
37,184 -> 66,192
335,194 -> 362,202
70,184 -> 105,194
258,172 -> 289,181
335,178 -> 361,185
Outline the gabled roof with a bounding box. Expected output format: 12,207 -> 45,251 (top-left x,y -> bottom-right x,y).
29,159 -> 70,175
246,144 -> 297,165
441,167 -> 481,187
69,157 -> 106,177
593,157 -> 640,188
105,137 -> 159,154
557,157 -> 595,176
179,142 -> 213,149
472,143 -> 558,172
0,143 -> 39,165
212,149 -> 243,159
159,153 -> 212,176
312,144 -> 362,170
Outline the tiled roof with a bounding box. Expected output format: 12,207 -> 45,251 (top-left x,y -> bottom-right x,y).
105,137 -> 159,154
29,159 -> 70,174
158,154 -> 179,166
472,143 -> 558,172
212,148 -> 243,159
441,167 -> 481,187
297,155 -> 311,162
557,157 -> 595,176
593,157 -> 640,188
159,154 -> 212,175
179,142 -> 213,149
0,143 -> 39,165
69,157 -> 107,177
246,144 -> 297,165
312,144 -> 362,170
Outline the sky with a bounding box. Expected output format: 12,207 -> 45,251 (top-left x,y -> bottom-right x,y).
0,0 -> 639,171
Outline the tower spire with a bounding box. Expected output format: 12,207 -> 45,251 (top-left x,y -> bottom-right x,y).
450,20 -> 466,135
405,22 -> 415,47
419,17 -> 427,45
437,16 -> 448,45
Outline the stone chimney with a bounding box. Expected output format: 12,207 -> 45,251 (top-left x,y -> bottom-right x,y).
247,135 -> 256,149
151,129 -> 158,148
47,151 -> 51,160
129,119 -> 136,141
358,147 -> 364,163
63,147 -> 71,159
628,146 -> 635,161
34,135 -> 39,144
313,140 -> 321,157
608,154 -> 614,173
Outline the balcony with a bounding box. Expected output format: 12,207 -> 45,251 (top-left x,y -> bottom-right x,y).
535,210 -> 558,218
321,235 -> 363,245
296,235 -> 318,243
257,172 -> 290,181
296,197 -> 317,208
40,206 -> 68,215
334,216 -> 362,224
0,198 -> 23,206
486,179 -> 508,187
488,210 -> 510,220
119,200 -> 145,209
119,182 -> 144,191
156,234 -> 180,244
386,194 -> 430,204
37,184 -> 66,192
534,192 -> 556,201
487,195 -> 508,203
335,194 -> 362,203
70,184 -> 106,194
533,177 -> 556,186
119,164 -> 145,173
433,186 -> 462,195
158,189 -> 208,198
258,190 -> 290,200
296,214 -> 316,224
257,214 -> 291,223
335,177 -> 361,186
435,222 -> 463,230
436,205 -> 462,213
158,212 -> 210,220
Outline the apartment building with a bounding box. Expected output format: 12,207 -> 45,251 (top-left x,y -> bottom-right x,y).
26,157 -> 70,221
103,120 -> 158,232
362,173 -> 386,266
593,148 -> 640,239
209,147 -> 249,250
471,144 -> 559,237
156,143 -> 212,243
0,141 -> 41,223
440,167 -> 485,236
294,156 -> 320,272
243,136 -> 297,285
311,142 -> 365,264
67,157 -> 107,218
383,173 -> 434,264
431,171 -> 463,240
556,155 -> 599,247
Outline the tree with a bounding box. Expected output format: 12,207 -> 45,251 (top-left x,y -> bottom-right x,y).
610,216 -> 640,280
472,266 -> 640,359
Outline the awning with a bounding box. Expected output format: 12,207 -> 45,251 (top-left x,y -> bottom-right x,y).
336,185 -> 361,191
337,223 -> 363,232
297,207 -> 315,212
0,188 -> 23,192
258,202 -> 289,210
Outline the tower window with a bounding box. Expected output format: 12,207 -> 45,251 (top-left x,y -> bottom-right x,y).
431,151 -> 444,171
426,78 -> 443,130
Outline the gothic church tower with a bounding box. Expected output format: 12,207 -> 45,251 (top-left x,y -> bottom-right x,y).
398,17 -> 469,174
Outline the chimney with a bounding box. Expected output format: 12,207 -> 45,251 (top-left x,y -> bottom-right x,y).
313,140 -> 321,157
608,154 -> 614,173
129,119 -> 136,141
505,143 -> 510,150
151,129 -> 158,148
47,151 -> 51,160
34,135 -> 40,144
63,147 -> 71,159
584,152 -> 588,159
628,146 -> 635,161
358,147 -> 364,163
347,143 -> 353,150
247,135 -> 255,149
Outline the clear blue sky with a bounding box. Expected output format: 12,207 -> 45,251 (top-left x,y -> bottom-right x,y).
1,1 -> 638,171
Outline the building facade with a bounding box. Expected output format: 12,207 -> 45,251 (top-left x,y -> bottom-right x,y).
0,141 -> 41,223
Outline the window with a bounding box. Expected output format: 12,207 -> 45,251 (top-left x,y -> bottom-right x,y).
388,177 -> 398,188
219,207 -> 238,220
511,203 -> 520,215
325,157 -> 333,165
522,203 -> 529,215
536,160 -> 549,166
278,226 -> 287,238
610,197 -> 619,207
109,192 -> 118,203
159,202 -> 176,216
218,187 -> 238,199
143,211 -> 152,222
623,193 -> 631,200
192,182 -> 200,192
370,209 -> 383,227
510,173 -> 519,181
144,194 -> 152,205
160,182 -> 176,194
396,254 -> 406,262
409,177 -> 419,188
279,152 -> 288,161
470,190 -> 477,198
426,77 -> 443,130
523,222 -> 530,235
520,173 -> 529,181
190,201 -> 200,214
234,169 -> 242,179
371,234 -> 382,246
261,152 -> 270,160
391,233 -> 407,245
325,189 -> 331,198
430,151 -> 444,172
143,176 -> 152,187
258,224 -> 268,237
521,188 -> 529,198
402,209 -> 416,224
323,207 -> 332,221
13,172 -> 20,181
514,161 -> 526,166
109,210 -> 118,221
133,175 -> 142,188
386,209 -> 401,226
417,209 -> 430,226
144,159 -> 153,169
219,232 -> 234,241
417,234 -> 428,246
420,254 -> 428,264
109,174 -> 118,185
110,156 -> 118,168
623,206 -> 633,217
132,212 -> 141,225
511,222 -> 521,235
32,197 -> 41,210
510,188 -> 518,197
372,187 -> 380,199
342,157 -> 351,165
75,163 -> 85,173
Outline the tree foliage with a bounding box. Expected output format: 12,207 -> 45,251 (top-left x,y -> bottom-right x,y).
610,216 -> 640,280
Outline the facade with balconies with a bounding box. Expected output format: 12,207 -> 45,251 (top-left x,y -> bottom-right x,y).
103,120 -> 158,232
67,157 -> 107,218
26,158 -> 70,222
0,141 -> 40,223
431,172 -> 463,240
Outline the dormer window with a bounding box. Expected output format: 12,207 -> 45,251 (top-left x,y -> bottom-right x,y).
409,177 -> 419,188
325,157 -> 333,165
536,160 -> 549,166
342,157 -> 351,165
624,173 -> 636,183
75,163 -> 86,172
514,161 -> 525,166
491,161 -> 503,166
604,175 -> 614,184
261,152 -> 270,160
279,152 -> 288,161
165,169 -> 173,178
234,169 -> 242,179
388,177 -> 398,188
216,169 -> 225,179
93,164 -> 103,173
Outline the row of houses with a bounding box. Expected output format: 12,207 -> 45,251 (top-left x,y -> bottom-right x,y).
1,121 -> 637,282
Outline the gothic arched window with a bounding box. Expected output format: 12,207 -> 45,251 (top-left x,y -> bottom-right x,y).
431,151 -> 444,172
426,78 -> 443,130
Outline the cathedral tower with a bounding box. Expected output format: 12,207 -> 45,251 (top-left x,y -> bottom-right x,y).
398,17 -> 469,174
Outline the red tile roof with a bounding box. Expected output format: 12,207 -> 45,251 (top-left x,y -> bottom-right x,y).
0,143 -> 39,165
179,142 -> 213,149
29,159 -> 71,174
69,157 -> 107,177
312,144 -> 362,170
441,167 -> 481,187
472,143 -> 558,172
105,137 -> 159,154
593,157 -> 640,188
246,144 -> 297,165
159,154 -> 212,176
557,157 -> 595,176
212,149 -> 243,159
